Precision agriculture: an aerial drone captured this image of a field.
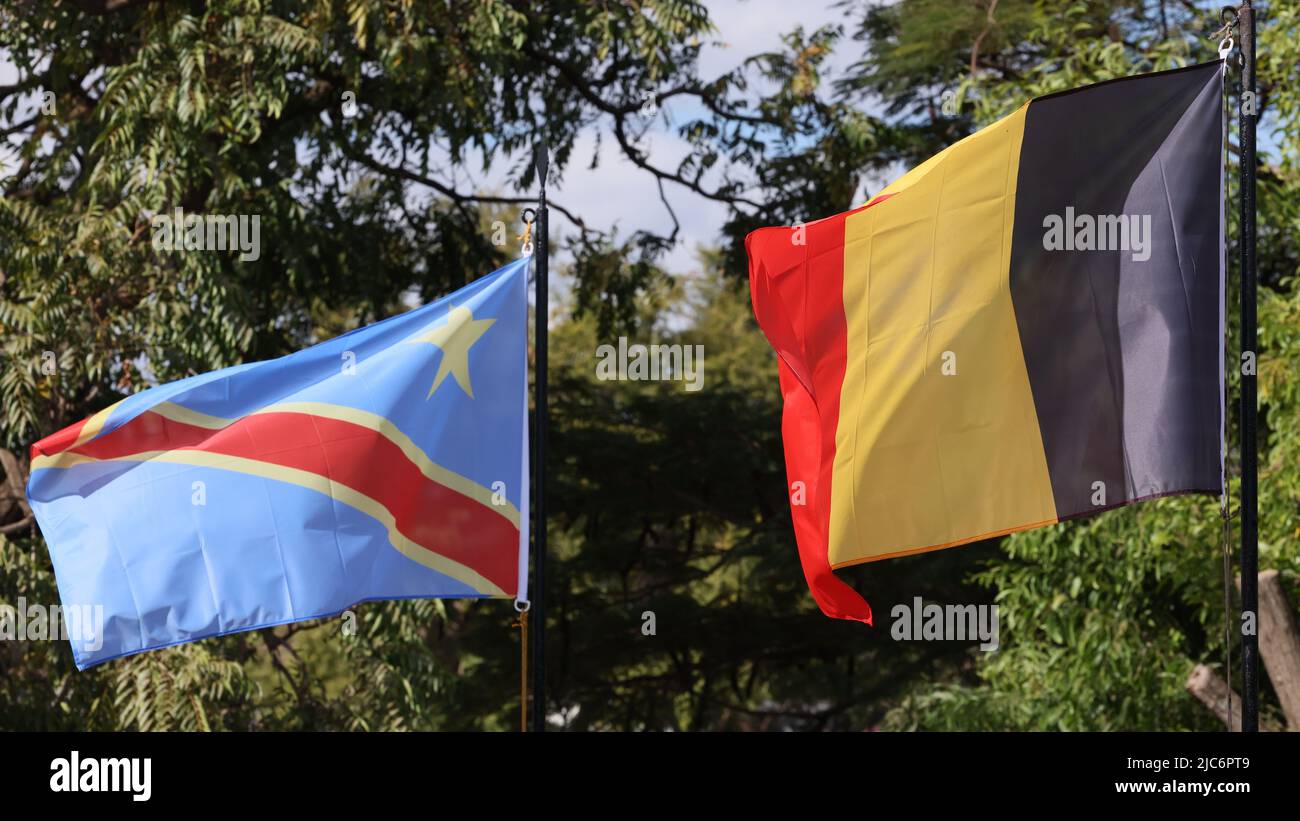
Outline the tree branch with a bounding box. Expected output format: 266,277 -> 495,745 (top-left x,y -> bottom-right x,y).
342,144 -> 595,234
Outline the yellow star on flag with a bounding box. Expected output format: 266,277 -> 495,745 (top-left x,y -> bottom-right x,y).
406,304 -> 496,399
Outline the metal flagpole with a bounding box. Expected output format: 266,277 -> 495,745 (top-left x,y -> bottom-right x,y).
1237,0 -> 1259,734
531,142 -> 549,733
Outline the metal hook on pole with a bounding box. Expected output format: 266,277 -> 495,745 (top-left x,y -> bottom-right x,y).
1211,6 -> 1242,67
519,207 -> 536,257
1218,36 -> 1235,62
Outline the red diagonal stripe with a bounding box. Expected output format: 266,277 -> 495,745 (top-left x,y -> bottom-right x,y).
68,409 -> 519,594
30,416 -> 93,462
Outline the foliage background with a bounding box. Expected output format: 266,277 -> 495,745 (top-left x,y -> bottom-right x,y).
1,0 -> 1296,730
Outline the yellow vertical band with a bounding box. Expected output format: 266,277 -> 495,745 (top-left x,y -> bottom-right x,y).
829,103 -> 1058,567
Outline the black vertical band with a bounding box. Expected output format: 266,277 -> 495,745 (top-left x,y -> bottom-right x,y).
1008,61 -> 1225,518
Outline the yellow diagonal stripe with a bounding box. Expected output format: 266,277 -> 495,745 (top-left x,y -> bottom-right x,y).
34,448 -> 508,597
37,400 -> 520,529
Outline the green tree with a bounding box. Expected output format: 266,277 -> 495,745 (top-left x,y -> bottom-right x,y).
0,0 -> 897,731
864,0 -> 1300,731
3,0 -> 1297,732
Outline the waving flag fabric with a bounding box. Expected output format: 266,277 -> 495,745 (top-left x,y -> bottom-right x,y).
28,258 -> 530,668
747,62 -> 1225,622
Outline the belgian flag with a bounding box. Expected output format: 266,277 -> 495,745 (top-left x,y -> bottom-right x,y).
747,62 -> 1226,622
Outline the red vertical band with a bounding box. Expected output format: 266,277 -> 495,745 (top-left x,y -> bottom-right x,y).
746,199 -> 892,623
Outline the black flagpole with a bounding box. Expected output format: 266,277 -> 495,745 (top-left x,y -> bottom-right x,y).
1237,0 -> 1259,734
531,143 -> 549,733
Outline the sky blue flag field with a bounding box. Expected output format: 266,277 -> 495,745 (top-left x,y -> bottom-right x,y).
27,258 -> 530,669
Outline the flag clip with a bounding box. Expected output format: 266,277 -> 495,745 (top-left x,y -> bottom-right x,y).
1213,5 -> 1238,63
519,208 -> 536,258
1217,35 -> 1234,61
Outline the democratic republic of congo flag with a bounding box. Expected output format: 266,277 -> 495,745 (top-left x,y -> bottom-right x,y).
27,258 -> 530,668
747,61 -> 1226,622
